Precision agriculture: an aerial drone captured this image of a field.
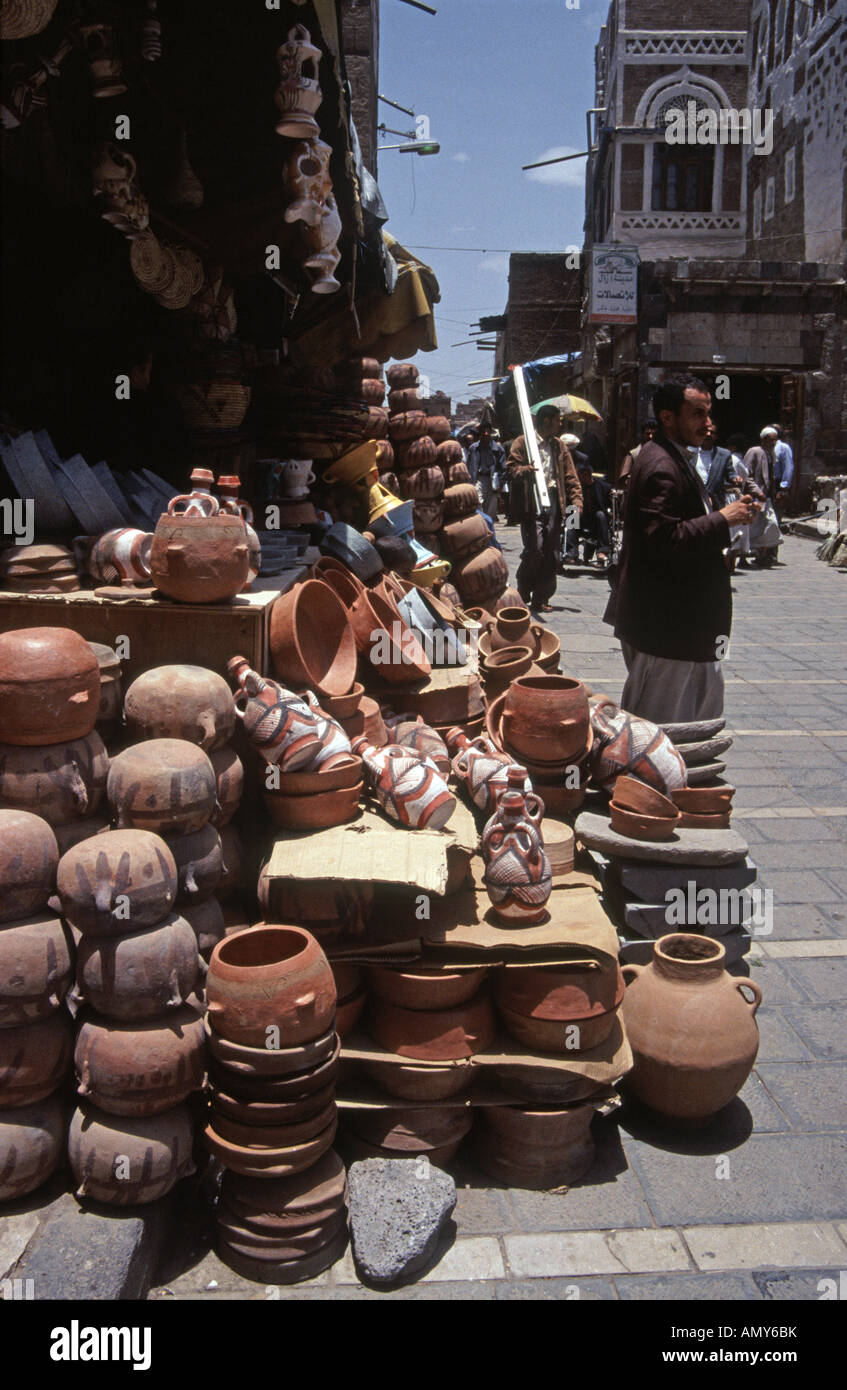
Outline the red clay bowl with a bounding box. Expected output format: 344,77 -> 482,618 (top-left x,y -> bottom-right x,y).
365,965 -> 489,1012
614,775 -> 679,819
269,579 -> 357,697
676,809 -> 732,830
672,786 -> 735,813
609,801 -> 680,842
272,755 -> 362,795
263,783 -> 362,830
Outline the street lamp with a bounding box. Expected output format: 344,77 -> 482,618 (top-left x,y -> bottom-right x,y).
378,122 -> 439,156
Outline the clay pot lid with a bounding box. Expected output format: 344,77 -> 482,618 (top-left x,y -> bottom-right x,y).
210,924 -> 323,976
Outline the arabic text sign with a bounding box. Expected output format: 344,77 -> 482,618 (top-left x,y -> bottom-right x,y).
588,245 -> 639,325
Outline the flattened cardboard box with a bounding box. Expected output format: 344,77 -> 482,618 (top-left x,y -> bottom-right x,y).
336,1083 -> 622,1114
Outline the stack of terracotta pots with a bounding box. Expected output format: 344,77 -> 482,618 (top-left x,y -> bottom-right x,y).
0,627 -> 110,850
433,448 -> 508,610
121,665 -> 245,960
338,356 -> 389,449
204,925 -> 348,1282
477,605 -> 560,701
0,810 -> 73,1203
60,826 -> 205,1204
487,674 -> 592,815
387,364 -> 442,538
471,1102 -> 601,1189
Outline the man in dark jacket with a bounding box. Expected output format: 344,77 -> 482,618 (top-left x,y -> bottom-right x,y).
688,422 -> 740,510
507,405 -> 583,613
603,374 -> 755,722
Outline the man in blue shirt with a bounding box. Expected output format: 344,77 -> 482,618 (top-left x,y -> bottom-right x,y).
767,424 -> 794,526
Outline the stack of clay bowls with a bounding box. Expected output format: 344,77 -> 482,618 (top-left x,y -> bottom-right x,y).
494,957 -> 624,1056
61,827 -> 204,1204
0,543 -> 80,593
671,784 -> 734,829
0,627 -> 110,845
122,665 -> 245,960
387,364 -> 441,536
471,1101 -> 599,1189
610,775 -> 681,842
258,864 -> 374,955
478,605 -> 560,677
204,925 -> 348,1281
0,810 -> 72,1203
488,674 -> 592,815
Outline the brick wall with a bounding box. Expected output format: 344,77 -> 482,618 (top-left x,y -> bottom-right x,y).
624,0 -> 751,30
500,256 -> 581,367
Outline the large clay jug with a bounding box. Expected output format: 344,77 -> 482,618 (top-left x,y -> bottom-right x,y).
228,657 -> 322,770
351,738 -> 456,830
482,767 -> 552,924
124,665 -> 236,750
149,512 -> 250,604
482,606 -> 543,657
621,933 -> 761,1123
0,627 -> 100,746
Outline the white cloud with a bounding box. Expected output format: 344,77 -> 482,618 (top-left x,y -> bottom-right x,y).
452,151 -> 471,163
478,253 -> 511,275
524,146 -> 587,187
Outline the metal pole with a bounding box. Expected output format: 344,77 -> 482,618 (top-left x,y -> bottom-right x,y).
513,364 -> 549,511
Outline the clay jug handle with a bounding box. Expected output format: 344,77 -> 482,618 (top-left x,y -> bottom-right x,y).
197,711 -> 217,746
530,623 -> 544,654
621,964 -> 644,985
68,762 -> 89,814
295,991 -> 316,1016
735,979 -> 762,1015
233,692 -> 248,721
183,863 -> 198,896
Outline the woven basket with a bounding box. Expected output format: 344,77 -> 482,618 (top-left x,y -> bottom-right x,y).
130,233 -> 171,294
0,0 -> 57,41
174,382 -> 251,431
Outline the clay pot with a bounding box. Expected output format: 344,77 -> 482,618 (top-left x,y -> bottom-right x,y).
216,1209 -> 346,1260
622,934 -> 762,1122
124,665 -> 236,751
348,1105 -> 471,1158
52,816 -> 111,856
386,363 -> 419,388
210,1099 -> 337,1151
412,499 -> 444,534
446,461 -> 472,485
270,580 -> 357,697
502,676 -> 590,764
480,647 -> 543,701
0,1011 -> 73,1108
482,767 -> 552,925
263,781 -> 362,830
74,1005 -> 205,1115
76,915 -> 200,1021
68,1103 -> 195,1204
535,629 -> 562,673
364,1059 -> 474,1102
206,926 -> 336,1048
210,747 -> 243,828
402,465 -> 445,500
441,483 -> 478,519
270,755 -> 363,796
436,439 -> 463,466
211,1081 -> 336,1130
361,379 -> 385,406
608,803 -> 680,842
204,1112 -> 338,1178
56,829 -> 177,936
614,776 -> 679,819
366,991 -> 495,1060
319,683 -> 364,723
207,1035 -> 340,1094
388,410 -> 429,443
387,387 -> 420,412
164,824 -> 223,906
676,809 -> 731,829
88,642 -> 123,734
0,810 -> 59,924
495,959 -> 624,1045
182,897 -> 226,962
336,988 -> 366,1038
482,606 -> 542,656
217,825 -> 244,900
216,1225 -> 347,1283
0,910 -> 73,1028
222,1147 -> 346,1217
0,1094 -> 65,1203
472,1103 -> 597,1189
672,786 -> 735,814
107,740 -> 217,835
312,563 -> 364,612
229,661 -> 323,770
462,605 -> 494,626
364,591 -> 432,684
150,513 -> 250,603
0,732 -> 109,828
381,713 -> 450,773
396,436 -> 437,471
442,514 -> 490,558
452,546 -> 508,604
309,554 -> 365,592
0,627 -> 100,746
366,965 -> 489,1012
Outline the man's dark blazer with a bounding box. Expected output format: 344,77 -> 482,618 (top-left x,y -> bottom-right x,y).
604,431 -> 731,662
689,445 -> 738,510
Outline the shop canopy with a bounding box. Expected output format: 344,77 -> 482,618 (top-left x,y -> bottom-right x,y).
493,354 -> 595,437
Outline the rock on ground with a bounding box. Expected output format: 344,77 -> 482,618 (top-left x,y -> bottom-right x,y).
348,1158 -> 456,1286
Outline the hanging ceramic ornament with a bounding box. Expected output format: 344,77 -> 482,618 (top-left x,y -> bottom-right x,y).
274,25 -> 323,140
283,140 -> 333,228
80,21 -> 127,99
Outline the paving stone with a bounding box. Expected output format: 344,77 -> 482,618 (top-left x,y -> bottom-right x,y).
615,1271 -> 763,1300
764,903 -> 840,939
577,813 -> 749,865
751,842 -> 847,871
453,1184 -> 517,1236
754,817 -> 844,843
503,1228 -> 687,1279
495,1277 -> 617,1300
754,1009 -> 815,1062
509,1123 -> 653,1232
755,1062 -> 847,1129
625,1136 -> 847,1227
16,1191 -> 174,1300
684,1220 -> 847,1271
0,1211 -> 40,1281
780,957 -> 847,1001
779,1004 -> 847,1060
617,857 -> 758,901
820,869 -> 847,898
348,1158 -> 456,1286
420,1236 -> 505,1282
741,958 -> 810,1003
755,1268 -> 847,1301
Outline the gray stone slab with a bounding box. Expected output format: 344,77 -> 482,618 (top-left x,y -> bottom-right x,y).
780,1004 -> 847,1059
348,1159 -> 456,1286
452,1184 -> 516,1236
752,841 -> 847,871
765,904 -> 841,940
737,1071 -> 794,1133
623,1134 -> 847,1227
576,812 -> 749,866
685,761 -> 727,784
678,735 -> 733,766
820,868 -> 847,898
753,869 -> 837,904
622,900 -> 751,938
755,1268 -> 847,1301
15,1191 -> 174,1300
616,856 -> 758,901
741,959 -> 810,1004
779,957 -> 847,1002
755,1062 -> 847,1129
616,1272 -> 762,1300
495,1277 -> 617,1300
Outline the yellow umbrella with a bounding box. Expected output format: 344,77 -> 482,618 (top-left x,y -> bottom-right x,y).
530,394 -> 602,421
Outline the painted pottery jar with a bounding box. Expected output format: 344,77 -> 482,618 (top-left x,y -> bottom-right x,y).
442,514 -> 490,558
74,1005 -> 205,1115
75,915 -> 201,1020
472,1101 -> 597,1189
447,728 -> 531,817
206,926 -> 337,1048
382,712 -> 450,774
352,738 -> 456,830
283,139 -> 332,225
56,829 -> 177,935
124,664 -> 236,751
0,911 -> 73,1028
209,746 -> 243,828
589,699 -> 687,794
502,676 -> 590,765
0,1094 -> 65,1202
0,627 -> 100,746
150,513 -> 250,604
621,933 -> 762,1122
298,690 -> 353,769
495,958 -> 625,1053
0,1011 -> 73,1108
436,439 -> 464,465
401,465 -> 444,500
427,417 -> 451,444
452,546 -> 509,605
229,657 -> 322,770
366,992 -> 495,1061
442,483 -> 479,519
164,824 -> 223,906
107,740 -> 217,836
171,468 -> 219,517
481,606 -> 543,657
387,387 -> 420,412
361,378 -> 385,406
269,579 -> 357,697
482,767 -> 552,924
275,25 -> 323,138
86,528 -> 152,586
181,897 -> 226,963
0,732 -> 109,827
68,1103 -> 195,1203
0,810 -> 58,923
388,410 -> 430,444
88,642 -> 123,736
396,436 -> 438,471
386,363 -> 419,388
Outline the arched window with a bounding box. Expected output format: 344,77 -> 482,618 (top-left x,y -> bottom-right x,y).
651,142 -> 714,211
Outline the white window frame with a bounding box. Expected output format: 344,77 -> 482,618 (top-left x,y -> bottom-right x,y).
753,184 -> 763,238
764,175 -> 776,220
784,146 -> 796,203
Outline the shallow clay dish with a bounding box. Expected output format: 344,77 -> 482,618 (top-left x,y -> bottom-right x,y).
210,1082 -> 336,1129
204,1115 -> 338,1176
272,755 -> 362,796
364,1059 -> 474,1102
609,801 -> 680,842
366,991 -> 495,1061
671,785 -> 735,813
676,809 -> 732,830
319,684 -> 364,722
366,965 -> 489,1012
263,781 -> 362,830
205,1021 -> 338,1076
613,775 -> 679,819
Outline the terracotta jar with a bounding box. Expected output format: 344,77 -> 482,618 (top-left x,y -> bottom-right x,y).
150,513 -> 250,604
446,461 -> 472,486
364,1059 -> 474,1102
347,1105 -> 471,1163
181,897 -> 226,962
589,699 -> 686,794
366,991 -> 495,1060
164,824 -> 223,906
209,746 -> 243,828
472,1102 -> 597,1189
0,911 -> 73,1029
452,547 -> 509,605
353,738 -> 455,830
386,363 -> 419,388
401,465 -> 445,500
68,1103 -> 195,1204
0,810 -> 58,923
124,665 -> 236,751
480,647 -> 544,702
0,732 -> 109,828
107,740 -> 217,836
482,768 -> 552,924
269,580 -> 357,698
502,676 -> 590,765
366,965 -> 488,1012
74,1005 -> 205,1115
436,439 -> 463,466
447,729 -> 531,817
387,387 -> 420,412
411,499 -> 444,534
75,915 -> 201,1021
0,1011 -> 73,1108
0,1094 -> 65,1203
482,606 -> 542,656
206,926 -> 336,1048
441,483 -> 479,519
395,436 -> 437,471
621,933 -> 762,1122
56,829 -> 178,935
388,410 -> 430,443
495,959 -> 624,1053
442,514 -> 490,558
0,627 -> 100,746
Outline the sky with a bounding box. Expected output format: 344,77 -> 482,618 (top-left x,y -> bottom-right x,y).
375,0 -> 610,404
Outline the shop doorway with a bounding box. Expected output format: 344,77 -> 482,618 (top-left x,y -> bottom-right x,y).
699,372 -> 784,452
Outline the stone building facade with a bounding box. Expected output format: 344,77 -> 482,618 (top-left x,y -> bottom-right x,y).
493,255 -> 581,378
341,0 -> 380,174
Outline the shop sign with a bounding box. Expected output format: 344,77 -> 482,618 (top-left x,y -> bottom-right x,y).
588,244 -> 639,325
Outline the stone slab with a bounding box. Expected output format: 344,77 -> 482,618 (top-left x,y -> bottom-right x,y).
616,855 -> 758,901
0,1211 -> 40,1281
15,1191 -> 174,1300
622,900 -> 751,938
615,1272 -> 762,1300
684,1220 -> 847,1271
754,1062 -> 847,1129
685,760 -> 728,784
576,812 -> 749,866
678,735 -> 733,766
780,1004 -> 847,1059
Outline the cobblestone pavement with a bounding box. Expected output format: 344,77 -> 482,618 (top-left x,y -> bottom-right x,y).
149,533 -> 847,1301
